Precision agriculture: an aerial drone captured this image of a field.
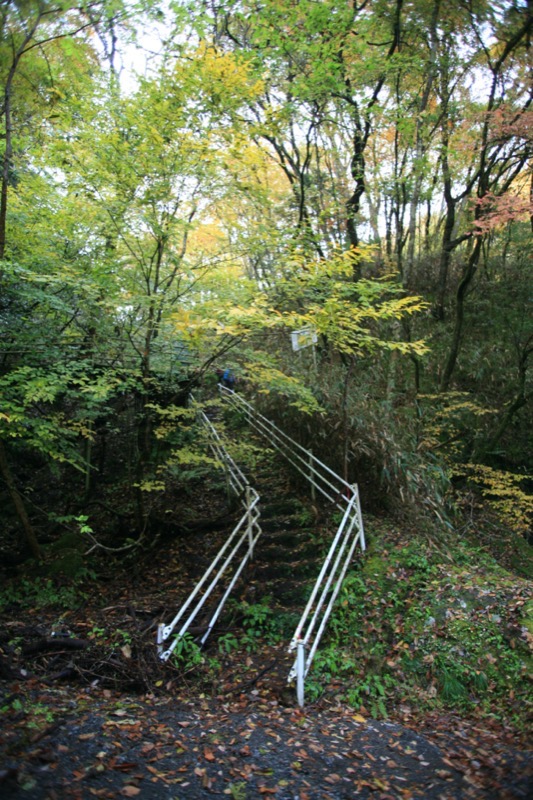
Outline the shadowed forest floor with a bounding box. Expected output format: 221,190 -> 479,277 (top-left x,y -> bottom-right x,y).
1,470 -> 532,799
1,680 -> 531,799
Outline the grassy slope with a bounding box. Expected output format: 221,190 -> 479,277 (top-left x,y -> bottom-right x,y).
307,517 -> 532,733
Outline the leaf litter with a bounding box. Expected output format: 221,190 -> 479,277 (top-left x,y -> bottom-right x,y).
1,684 -> 531,799
1,480 -> 531,798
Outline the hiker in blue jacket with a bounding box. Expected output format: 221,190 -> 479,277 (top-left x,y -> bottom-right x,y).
222,368 -> 235,390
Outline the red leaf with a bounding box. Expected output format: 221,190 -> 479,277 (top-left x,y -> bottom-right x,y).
203,747 -> 216,762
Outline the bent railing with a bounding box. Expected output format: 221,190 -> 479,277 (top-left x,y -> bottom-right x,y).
218,385 -> 365,706
157,403 -> 261,662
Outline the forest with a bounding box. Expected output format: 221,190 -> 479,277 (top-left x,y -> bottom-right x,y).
0,1 -> 532,794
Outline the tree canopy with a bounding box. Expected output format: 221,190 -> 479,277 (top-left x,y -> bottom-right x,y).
0,0 -> 531,559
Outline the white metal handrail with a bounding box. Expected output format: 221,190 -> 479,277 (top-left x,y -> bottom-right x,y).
157,402 -> 261,662
218,385 -> 365,706
219,385 -> 355,510
198,405 -> 249,497
288,490 -> 363,705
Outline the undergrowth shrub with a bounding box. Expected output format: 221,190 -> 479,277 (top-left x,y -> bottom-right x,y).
224,596 -> 280,650
170,632 -> 204,671
0,575 -> 92,611
253,373 -> 455,535
455,463 -> 532,539
304,533 -> 531,729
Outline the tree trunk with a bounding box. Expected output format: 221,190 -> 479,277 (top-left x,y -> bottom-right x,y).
0,81 -> 12,264
83,422 -> 93,500
435,194 -> 456,321
405,0 -> 441,286
440,238 -> 482,391
0,439 -> 42,560
341,359 -> 355,484
346,126 -> 365,265
476,342 -> 532,458
0,13 -> 42,268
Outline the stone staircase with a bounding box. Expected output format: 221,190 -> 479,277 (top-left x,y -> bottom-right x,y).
200,399 -> 331,622
250,498 -> 324,605
160,398 -> 352,699
203,451 -> 333,698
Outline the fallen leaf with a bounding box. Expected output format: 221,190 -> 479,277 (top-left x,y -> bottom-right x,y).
146,766 -> 166,778
442,758 -> 457,769
204,747 -> 215,762
436,769 -> 453,779
121,787 -> 141,797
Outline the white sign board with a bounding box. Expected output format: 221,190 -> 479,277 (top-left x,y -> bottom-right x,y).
291,327 -> 318,352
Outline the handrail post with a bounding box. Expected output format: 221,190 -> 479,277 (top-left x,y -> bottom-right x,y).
309,449 -> 316,503
297,640 -> 305,707
224,454 -> 232,505
156,623 -> 164,657
246,485 -> 254,558
353,484 -> 366,551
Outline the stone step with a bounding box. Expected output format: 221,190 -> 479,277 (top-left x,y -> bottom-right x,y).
259,520 -> 308,538
258,529 -> 307,547
255,539 -> 318,562
262,578 -> 314,607
258,499 -> 307,518
252,556 -> 319,580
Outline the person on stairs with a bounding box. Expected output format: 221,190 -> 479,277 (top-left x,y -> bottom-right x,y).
222,368 -> 235,391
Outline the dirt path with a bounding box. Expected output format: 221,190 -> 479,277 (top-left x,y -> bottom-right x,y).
1,684 -> 531,799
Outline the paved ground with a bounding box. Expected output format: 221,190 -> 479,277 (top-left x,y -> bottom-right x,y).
1,685 -> 531,799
